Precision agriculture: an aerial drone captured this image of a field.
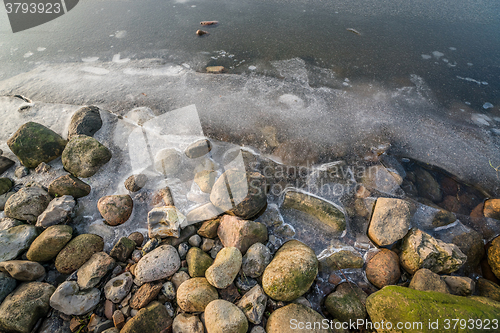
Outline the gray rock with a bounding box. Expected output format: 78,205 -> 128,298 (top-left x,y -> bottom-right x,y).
148,206 -> 186,239
204,299 -> 248,333
194,170 -> 217,193
0,224 -> 40,262
236,284 -> 267,324
178,243 -> 189,259
189,234 -> 202,247
135,245 -> 181,284
7,122 -> 67,168
409,268 -> 450,293
15,166 -> 29,178
5,186 -> 52,223
172,313 -> 204,333
362,164 -> 403,194
154,148 -> 182,176
400,228 -> 467,274
0,282 -> 55,333
68,105 -> 103,139
104,272 -> 133,303
206,247 -> 242,289
77,252 -> 116,289
26,225 -> 73,262
0,217 -> 23,230
35,162 -> 51,173
0,156 -> 15,175
36,195 -> 75,228
0,260 -> 45,281
38,313 -> 72,333
50,281 -> 100,315
172,271 -> 190,290
93,320 -> 114,333
0,272 -> 16,303
442,276 -> 475,296
368,197 -> 412,246
250,327 -> 266,333
201,238 -> 215,252
62,135 -> 112,178
242,243 -> 272,278
161,281 -> 176,301
185,139 -> 212,159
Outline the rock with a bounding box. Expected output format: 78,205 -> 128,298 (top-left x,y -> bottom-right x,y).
197,217 -> 221,238
250,327 -> 266,333
161,281 -> 176,301
14,166 -> 29,178
488,236 -> 500,279
0,156 -> 15,175
0,272 -> 16,302
68,105 -> 103,139
55,234 -> 104,274
409,268 -> 449,293
452,229 -> 485,272
187,203 -> 222,224
236,284 -> 267,324
176,277 -> 218,312
242,242 -> 272,278
0,224 -> 39,262
135,245 -> 180,284
48,174 -> 91,198
218,216 -> 268,254
0,282 -> 55,333
318,247 -> 364,271
154,148 -> 182,176
442,276 -> 475,296
130,281 -> 162,309
368,198 -> 412,246
26,225 -> 73,262
110,237 -> 136,262
210,169 -> 267,219
325,282 -> 367,322
262,240 -> 318,301
189,234 -> 202,247
185,139 -> 212,159
147,206 -> 186,238
77,252 -> 116,289
194,170 -> 217,193
37,313 -> 71,333
120,301 -> 173,333
172,271 -> 191,289
141,237 -> 160,255
102,329 -> 119,333
34,162 -> 51,173
178,243 -> 189,259
164,225 -> 197,247
205,247 -> 242,289
94,320 -> 114,333
152,186 -> 175,206
484,199 -> 500,220
365,249 -> 400,289
366,285 -> 500,331
186,247 -> 213,277
0,193 -> 15,211
362,164 -> 403,194
202,238 -> 215,252
104,272 -> 133,303
206,66 -> 225,73
172,313 -> 204,333
128,232 -> 144,247
124,174 -> 147,192
0,217 -> 23,230
235,275 -> 258,292
5,186 -> 52,223
205,299 -> 248,333
477,277 -> 500,302
219,283 -> 241,303
50,281 -> 100,315
0,178 -> 12,195
266,303 -> 332,333
97,195 -> 133,226
7,122 -> 67,168
62,135 -> 112,178
415,167 -> 442,202
0,260 -> 45,281
36,195 -> 76,228
282,189 -> 346,234
399,228 -> 467,274
113,310 -> 125,329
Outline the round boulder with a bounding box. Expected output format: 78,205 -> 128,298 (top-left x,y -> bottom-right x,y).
365,249 -> 401,289
134,245 -> 180,284
204,299 -> 248,333
97,195 -> 133,226
176,277 -> 218,312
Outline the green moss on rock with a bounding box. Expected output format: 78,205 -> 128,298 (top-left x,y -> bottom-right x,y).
61,135 -> 111,178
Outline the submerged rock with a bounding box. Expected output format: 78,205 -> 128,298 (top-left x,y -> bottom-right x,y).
49,281 -> 100,316
318,247 -> 364,271
36,195 -> 76,228
187,203 -> 221,225
7,122 -> 67,168
124,174 -> 147,192
368,197 -> 412,246
185,139 -> 212,158
48,174 -> 91,198
365,249 -> 401,289
194,170 -> 217,193
0,224 -> 40,262
68,105 -> 103,139
415,167 -> 442,202
154,148 -> 182,176
5,186 -> 52,223
262,240 -> 318,301
325,282 -> 367,322
484,199 -> 500,220
282,189 -> 345,234
62,135 -> 112,178
97,194 -> 133,226
26,225 -> 73,262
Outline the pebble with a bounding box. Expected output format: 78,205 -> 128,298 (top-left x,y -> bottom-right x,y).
104,272 -> 134,303
134,245 -> 180,284
49,281 -> 100,316
189,234 -> 202,247
206,247 -> 242,289
176,277 -> 218,312
0,260 -> 45,281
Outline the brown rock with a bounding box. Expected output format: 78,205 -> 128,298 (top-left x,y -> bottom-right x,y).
471,202 -> 485,218
477,277 -> 500,302
104,299 -> 115,320
197,218 -> 220,239
488,236 -> 500,279
409,268 -> 449,293
112,310 -> 125,329
0,260 -> 45,281
484,199 -> 500,220
368,198 -> 412,246
219,283 -> 241,303
128,232 -> 144,247
365,249 -> 400,289
217,215 -> 268,254
124,174 -> 147,192
176,277 -> 218,312
129,281 -> 162,309
97,195 -> 133,226
48,174 -> 91,199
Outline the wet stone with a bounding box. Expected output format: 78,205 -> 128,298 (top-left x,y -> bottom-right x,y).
187,203 -> 222,225
68,105 -> 103,139
318,247 -> 364,271
124,174 -> 147,192
97,194 -> 133,226
154,148 -> 182,176
194,170 -> 217,193
36,195 -> 76,228
185,139 -> 212,159
48,174 -> 91,198
484,199 -> 500,220
62,135 -> 112,178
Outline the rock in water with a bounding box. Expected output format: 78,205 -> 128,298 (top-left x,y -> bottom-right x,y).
365,249 -> 400,289
36,195 -> 76,228
49,281 -> 100,316
399,228 -> 466,274
134,245 -> 180,284
484,199 -> 500,220
48,174 -> 91,198
55,234 -> 104,274
0,282 -> 55,333
154,148 -> 182,176
368,197 -> 412,246
7,122 -> 67,168
68,106 -> 103,139
324,282 -> 367,322
124,174 -> 147,192
4,186 -> 52,223
0,178 -> 12,195
0,156 -> 15,175
210,169 -> 267,219
266,303 -> 332,333
262,240 -> 318,301
97,195 -> 133,226
366,285 -> 500,332
26,225 -> 73,262
0,224 -> 40,262
62,135 -> 112,178
120,301 -> 173,333
204,299 -> 248,333
282,189 -> 346,234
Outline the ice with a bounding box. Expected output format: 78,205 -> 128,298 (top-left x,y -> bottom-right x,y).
471,113 -> 491,126
82,57 -> 99,62
248,65 -> 257,71
23,52 -> 33,58
112,54 -> 130,63
37,47 -> 46,52
115,30 -> 127,39
483,102 -> 494,109
449,47 -> 457,51
432,51 -> 444,58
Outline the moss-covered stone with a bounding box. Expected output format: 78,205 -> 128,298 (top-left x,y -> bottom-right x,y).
61,135 -> 111,178
7,122 -> 67,168
55,234 -> 104,274
48,174 -> 91,198
488,236 -> 500,279
262,240 -> 318,301
325,282 -> 367,322
26,225 -> 73,262
366,285 -> 500,333
109,237 -> 136,262
477,278 -> 500,302
319,248 -> 364,271
0,178 -> 12,196
186,247 -> 213,277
